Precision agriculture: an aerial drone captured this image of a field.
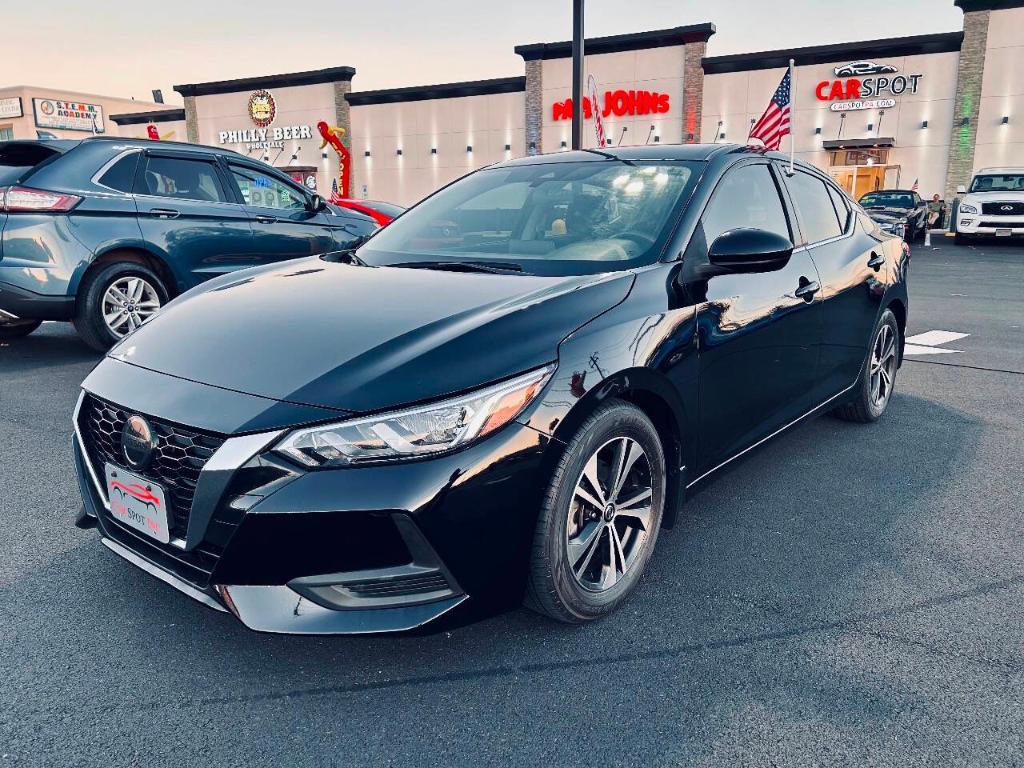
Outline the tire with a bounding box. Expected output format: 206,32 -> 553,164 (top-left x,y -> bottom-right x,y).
833,309 -> 900,423
73,261 -> 169,352
0,319 -> 42,340
525,399 -> 666,624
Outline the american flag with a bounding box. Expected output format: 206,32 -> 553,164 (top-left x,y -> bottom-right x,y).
749,69 -> 792,151
911,178 -> 919,192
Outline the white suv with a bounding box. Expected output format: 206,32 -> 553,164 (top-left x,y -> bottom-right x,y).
955,167 -> 1024,243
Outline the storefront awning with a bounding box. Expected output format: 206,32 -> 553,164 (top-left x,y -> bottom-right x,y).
822,137 -> 895,150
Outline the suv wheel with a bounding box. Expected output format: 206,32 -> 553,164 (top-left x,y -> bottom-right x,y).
0,318 -> 43,340
74,262 -> 168,352
526,400 -> 666,623
833,309 -> 900,423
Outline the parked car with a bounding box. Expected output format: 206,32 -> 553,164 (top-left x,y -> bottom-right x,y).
954,167 -> 1024,244
0,137 -> 376,349
330,197 -> 405,226
73,144 -> 908,635
858,189 -> 929,241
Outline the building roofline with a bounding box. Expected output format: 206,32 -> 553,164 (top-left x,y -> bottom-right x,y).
109,108 -> 186,125
346,76 -> 525,106
822,137 -> 897,150
702,31 -> 964,74
514,23 -> 716,61
174,66 -> 356,98
954,0 -> 1024,11
0,85 -> 167,109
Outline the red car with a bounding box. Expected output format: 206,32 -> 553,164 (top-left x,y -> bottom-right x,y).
330,198 -> 405,226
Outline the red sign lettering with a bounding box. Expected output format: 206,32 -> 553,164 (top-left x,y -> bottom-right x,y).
552,90 -> 670,121
816,79 -> 862,101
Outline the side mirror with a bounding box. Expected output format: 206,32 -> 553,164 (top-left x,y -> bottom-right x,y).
308,194 -> 327,212
956,185 -> 967,195
708,228 -> 794,273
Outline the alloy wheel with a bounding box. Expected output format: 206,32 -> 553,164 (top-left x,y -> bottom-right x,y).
101,276 -> 161,338
869,323 -> 897,410
566,437 -> 655,593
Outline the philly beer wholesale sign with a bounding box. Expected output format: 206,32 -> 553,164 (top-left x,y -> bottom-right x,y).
815,60 -> 923,112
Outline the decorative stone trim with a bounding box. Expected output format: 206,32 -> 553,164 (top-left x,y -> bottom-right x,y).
525,60 -> 543,155
183,96 -> 199,145
683,42 -> 707,143
944,9 -> 990,200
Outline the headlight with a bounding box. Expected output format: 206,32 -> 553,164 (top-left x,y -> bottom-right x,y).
959,203 -> 979,214
274,365 -> 555,467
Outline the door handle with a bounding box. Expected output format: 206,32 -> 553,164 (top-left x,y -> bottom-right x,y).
867,252 -> 885,271
255,215 -> 278,224
149,208 -> 180,219
795,278 -> 820,302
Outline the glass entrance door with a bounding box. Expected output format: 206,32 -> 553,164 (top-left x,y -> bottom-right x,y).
829,165 -> 900,199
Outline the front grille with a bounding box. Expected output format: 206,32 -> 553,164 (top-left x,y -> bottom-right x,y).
343,572 -> 451,599
981,201 -> 1024,216
980,221 -> 1021,229
79,394 -> 226,540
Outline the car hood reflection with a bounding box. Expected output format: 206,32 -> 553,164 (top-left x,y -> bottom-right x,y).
109,257 -> 634,413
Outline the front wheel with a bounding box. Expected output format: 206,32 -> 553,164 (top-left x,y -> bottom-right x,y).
0,318 -> 42,340
833,309 -> 900,423
525,400 -> 666,623
74,262 -> 168,352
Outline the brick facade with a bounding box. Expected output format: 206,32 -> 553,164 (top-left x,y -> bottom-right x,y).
183,96 -> 199,144
682,41 -> 706,143
524,60 -> 543,155
944,9 -> 990,200
333,80 -> 354,193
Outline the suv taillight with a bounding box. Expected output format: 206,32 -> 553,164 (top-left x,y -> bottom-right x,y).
0,186 -> 82,213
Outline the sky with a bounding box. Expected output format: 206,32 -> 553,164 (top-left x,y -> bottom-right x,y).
7,0 -> 965,105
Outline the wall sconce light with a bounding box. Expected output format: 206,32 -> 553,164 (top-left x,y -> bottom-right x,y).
920,120 -> 928,129
504,143 -> 511,151
961,117 -> 971,126
364,150 -> 371,157
687,132 -> 694,142
431,147 -> 437,154
719,132 -> 726,140
321,151 -> 328,160
396,148 -> 403,156
561,140 -> 567,148
606,138 -> 613,145
654,135 -> 660,143
867,123 -> 874,132
814,127 -> 822,135
529,141 -> 536,150
466,145 -> 473,153
1002,115 -> 1010,125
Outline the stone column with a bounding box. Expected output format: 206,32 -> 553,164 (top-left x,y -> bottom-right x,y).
333,80 -> 354,195
525,59 -> 543,155
682,41 -> 707,143
943,9 -> 990,201
182,96 -> 199,144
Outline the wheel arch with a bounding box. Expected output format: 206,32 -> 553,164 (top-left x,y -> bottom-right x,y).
544,367 -> 692,529
75,247 -> 178,311
885,296 -> 907,365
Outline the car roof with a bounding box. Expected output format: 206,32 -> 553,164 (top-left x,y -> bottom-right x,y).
78,135 -> 244,157
861,189 -> 916,194
0,139 -> 81,153
491,142 -> 781,168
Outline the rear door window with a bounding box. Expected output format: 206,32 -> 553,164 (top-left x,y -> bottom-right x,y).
141,155 -> 229,203
786,170 -> 843,244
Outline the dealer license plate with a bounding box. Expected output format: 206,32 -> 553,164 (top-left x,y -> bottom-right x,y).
104,464 -> 171,544
996,228 -> 1012,237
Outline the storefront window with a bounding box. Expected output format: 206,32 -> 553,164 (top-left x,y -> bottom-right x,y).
829,149 -> 889,167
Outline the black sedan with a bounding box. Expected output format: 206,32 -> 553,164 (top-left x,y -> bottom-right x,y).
72,144 -> 908,634
858,189 -> 930,240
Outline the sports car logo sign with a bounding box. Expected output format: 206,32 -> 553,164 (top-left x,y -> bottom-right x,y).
833,61 -> 899,77
248,89 -> 276,128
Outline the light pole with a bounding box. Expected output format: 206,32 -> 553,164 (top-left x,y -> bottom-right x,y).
571,0 -> 585,150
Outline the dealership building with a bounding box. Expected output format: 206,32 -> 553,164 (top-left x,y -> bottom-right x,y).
127,0 -> 1024,206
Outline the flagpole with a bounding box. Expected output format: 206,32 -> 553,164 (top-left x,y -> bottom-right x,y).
788,58 -> 795,175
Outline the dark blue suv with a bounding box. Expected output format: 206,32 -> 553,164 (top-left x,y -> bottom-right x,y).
0,137 -> 376,350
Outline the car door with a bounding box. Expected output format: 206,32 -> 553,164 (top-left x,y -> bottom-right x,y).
780,167 -> 882,401
134,150 -> 255,292
693,160 -> 824,473
224,162 -> 342,261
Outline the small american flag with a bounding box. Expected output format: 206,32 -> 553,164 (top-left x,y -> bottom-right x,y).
911,178 -> 919,192
749,69 -> 792,151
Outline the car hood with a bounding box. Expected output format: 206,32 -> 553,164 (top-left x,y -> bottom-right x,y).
962,190 -> 1024,205
862,206 -> 911,222
110,257 -> 634,414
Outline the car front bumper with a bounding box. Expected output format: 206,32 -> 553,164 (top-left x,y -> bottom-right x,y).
73,368 -> 553,635
957,215 -> 1024,237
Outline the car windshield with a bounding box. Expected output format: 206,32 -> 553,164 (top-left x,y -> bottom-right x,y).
969,174 -> 1024,193
859,192 -> 914,208
356,159 -> 701,276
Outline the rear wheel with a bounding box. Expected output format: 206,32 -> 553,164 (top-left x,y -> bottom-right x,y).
526,400 -> 666,623
833,309 -> 900,423
0,318 -> 42,340
74,262 -> 168,352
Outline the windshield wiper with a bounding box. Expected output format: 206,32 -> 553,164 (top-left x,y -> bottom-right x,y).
391,260 -> 524,274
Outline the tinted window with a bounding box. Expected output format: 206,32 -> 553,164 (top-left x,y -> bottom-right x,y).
98,152 -> 140,193
230,165 -> 306,211
142,156 -> 228,202
702,163 -> 790,244
969,174 -> 1024,193
788,171 -> 843,244
859,191 -> 914,208
363,201 -> 404,218
826,184 -> 851,232
358,160 -> 700,276
0,143 -> 62,185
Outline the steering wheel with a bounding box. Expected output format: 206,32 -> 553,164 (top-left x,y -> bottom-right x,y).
616,231 -> 657,251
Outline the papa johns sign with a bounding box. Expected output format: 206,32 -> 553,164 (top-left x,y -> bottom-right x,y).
552,89 -> 670,121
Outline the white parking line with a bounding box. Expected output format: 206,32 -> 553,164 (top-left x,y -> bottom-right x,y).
904,329 -> 969,356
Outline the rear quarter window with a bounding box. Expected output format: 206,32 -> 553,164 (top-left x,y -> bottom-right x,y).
0,143 -> 63,185
97,153 -> 140,193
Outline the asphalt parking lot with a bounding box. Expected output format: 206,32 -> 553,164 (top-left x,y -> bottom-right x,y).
2,239 -> 1022,767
